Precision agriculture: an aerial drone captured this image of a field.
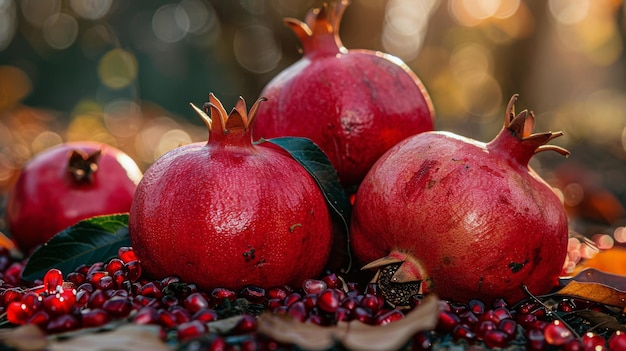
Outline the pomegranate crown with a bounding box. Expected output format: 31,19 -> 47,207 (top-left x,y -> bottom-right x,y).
284,0 -> 349,55
501,94 -> 570,157
67,149 -> 101,183
190,93 -> 266,139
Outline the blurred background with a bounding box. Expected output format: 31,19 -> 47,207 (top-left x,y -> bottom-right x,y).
0,0 -> 624,238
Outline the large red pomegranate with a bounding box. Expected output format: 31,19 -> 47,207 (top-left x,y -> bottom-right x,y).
129,94 -> 333,291
350,95 -> 570,305
252,0 -> 434,191
6,141 -> 142,253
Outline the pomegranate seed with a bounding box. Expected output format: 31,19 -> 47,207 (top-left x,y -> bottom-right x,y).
170,305 -> 191,324
266,286 -> 289,301
192,308 -> 218,323
341,296 -> 359,311
112,270 -> 128,289
211,287 -> 236,305
81,308 -> 112,328
209,337 -> 226,351
322,273 -> 342,289
609,331 -> 626,350
233,314 -> 257,334
335,307 -> 352,322
376,309 -> 403,325
563,339 -> 583,351
176,320 -> 208,341
527,328 -> 546,350
87,289 -> 107,309
452,324 -> 476,343
161,294 -> 178,308
459,310 -> 479,327
77,282 -> 94,292
20,291 -> 42,314
474,320 -> 497,338
158,309 -> 178,329
483,329 -> 509,348
491,297 -> 508,309
558,299 -> 576,313
75,290 -> 90,308
353,306 -> 373,324
266,298 -> 282,310
160,276 -> 181,286
26,310 -> 50,327
95,275 -> 114,290
544,320 -> 574,346
102,296 -> 132,318
307,313 -> 324,325
449,302 -> 468,315
302,294 -> 317,311
117,246 -> 138,263
239,285 -> 266,304
133,295 -> 159,308
124,260 -> 142,282
105,258 -> 125,275
515,313 -> 537,328
287,301 -> 307,322
132,306 -> 159,325
46,314 -> 80,333
184,292 -> 210,314
66,272 -> 86,286
582,332 -> 606,350
317,289 -> 340,313
468,299 -> 485,315
365,283 -> 382,297
281,292 -> 300,308
3,289 -> 23,305
43,288 -> 76,315
302,279 -> 327,294
498,319 -> 518,337
360,294 -> 381,314
138,281 -> 163,299
86,262 -> 105,277
492,307 -> 512,321
6,301 -> 30,324
4,262 -> 24,286
437,311 -> 461,333
413,332 -> 432,351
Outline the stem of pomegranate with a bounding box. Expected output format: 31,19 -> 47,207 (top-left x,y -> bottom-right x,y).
522,285 -> 581,340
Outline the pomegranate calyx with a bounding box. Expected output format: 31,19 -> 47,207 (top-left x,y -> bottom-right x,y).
190,94 -> 266,144
67,149 -> 101,183
284,0 -> 349,56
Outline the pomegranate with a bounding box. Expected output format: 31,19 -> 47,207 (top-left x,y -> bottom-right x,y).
129,94 -> 333,292
6,141 -> 142,253
350,95 -> 570,305
252,0 -> 434,190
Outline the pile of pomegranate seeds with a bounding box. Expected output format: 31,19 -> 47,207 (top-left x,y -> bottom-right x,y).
0,245 -> 624,350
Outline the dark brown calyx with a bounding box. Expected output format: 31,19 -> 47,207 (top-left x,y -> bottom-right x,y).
67,149 -> 102,183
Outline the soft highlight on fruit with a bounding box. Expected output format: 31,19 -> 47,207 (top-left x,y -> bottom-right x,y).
6,141 -> 142,253
252,0 -> 434,191
350,95 -> 570,305
129,94 -> 333,292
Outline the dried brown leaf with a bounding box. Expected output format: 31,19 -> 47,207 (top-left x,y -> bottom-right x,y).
0,324 -> 48,351
257,294 -> 440,351
48,324 -> 168,351
569,268 -> 626,291
553,281 -> 626,308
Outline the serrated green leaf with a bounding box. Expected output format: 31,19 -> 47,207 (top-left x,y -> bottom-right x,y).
21,213 -> 131,282
260,137 -> 353,271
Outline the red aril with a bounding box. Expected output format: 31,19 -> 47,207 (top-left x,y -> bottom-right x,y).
252,1 -> 434,190
351,95 -> 570,304
129,94 -> 333,291
6,141 -> 142,253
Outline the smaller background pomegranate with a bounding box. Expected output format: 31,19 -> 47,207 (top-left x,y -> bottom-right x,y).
6,141 -> 142,254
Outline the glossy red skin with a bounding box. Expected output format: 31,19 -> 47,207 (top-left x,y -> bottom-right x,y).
129,138 -> 333,292
252,2 -> 434,190
350,131 -> 569,304
6,142 -> 142,253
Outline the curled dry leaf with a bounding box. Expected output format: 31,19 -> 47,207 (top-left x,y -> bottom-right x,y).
48,324 -> 168,351
554,268 -> 626,308
0,324 -> 48,351
257,294 -> 440,351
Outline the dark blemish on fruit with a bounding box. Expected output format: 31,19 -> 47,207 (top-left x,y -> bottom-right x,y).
289,223 -> 302,233
442,256 -> 453,266
477,276 -> 484,291
508,259 -> 529,273
427,179 -> 436,189
243,246 -> 256,262
499,195 -> 510,205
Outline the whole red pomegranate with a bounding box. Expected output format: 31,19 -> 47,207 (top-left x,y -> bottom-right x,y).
129,94 -> 333,291
252,0 -> 434,190
6,141 -> 142,253
350,95 -> 570,305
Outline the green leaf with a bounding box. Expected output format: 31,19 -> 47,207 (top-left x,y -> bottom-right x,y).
260,137 -> 353,271
21,213 -> 131,282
